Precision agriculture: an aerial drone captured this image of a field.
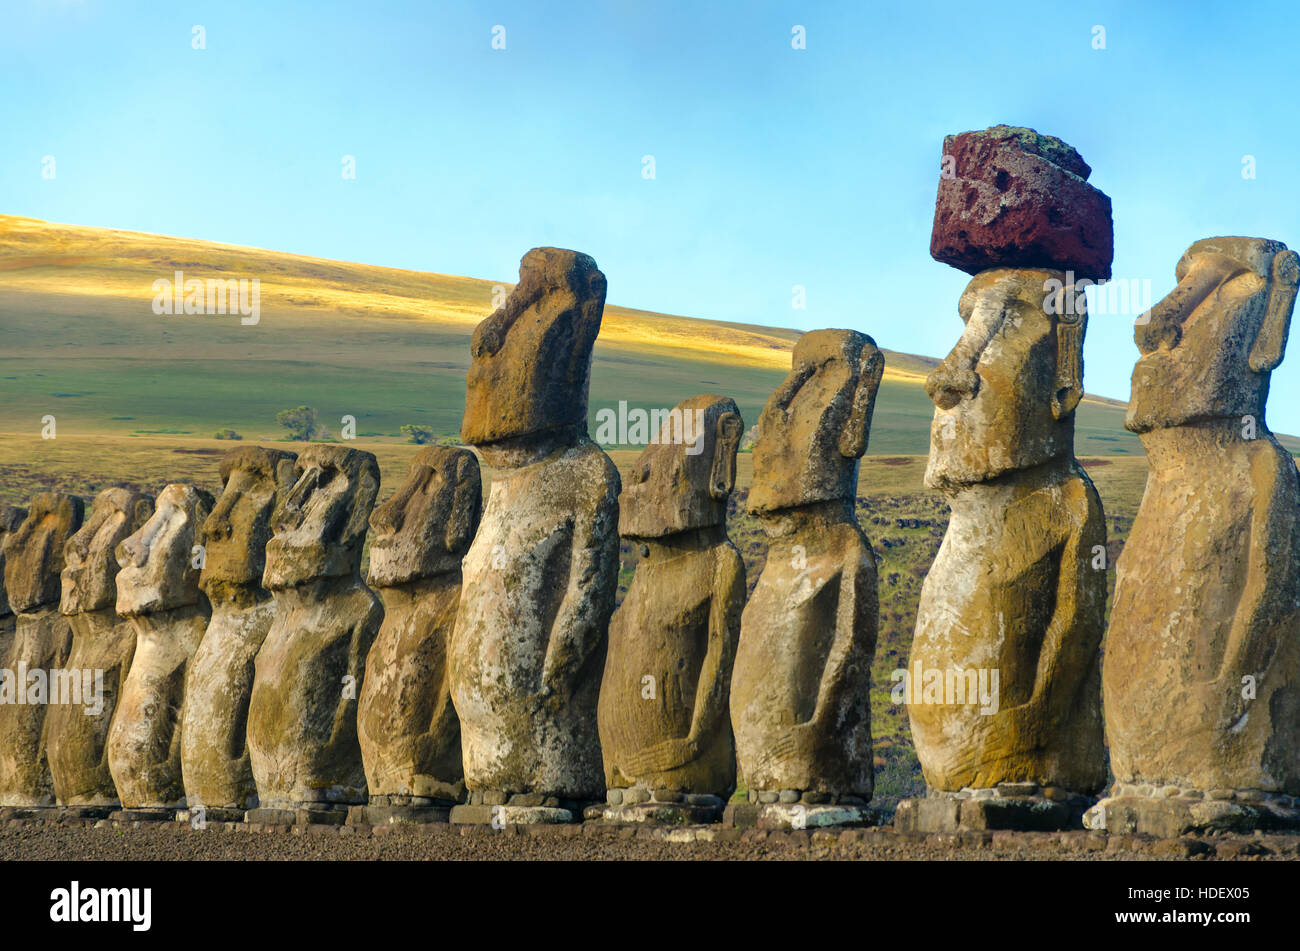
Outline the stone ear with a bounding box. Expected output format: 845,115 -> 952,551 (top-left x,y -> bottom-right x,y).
709,411 -> 744,501
1052,312 -> 1086,421
444,455 -> 483,554
839,348 -> 884,458
342,467 -> 380,550
1249,250 -> 1299,374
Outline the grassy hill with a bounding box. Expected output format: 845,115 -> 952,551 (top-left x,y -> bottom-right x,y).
0,213 -> 1206,458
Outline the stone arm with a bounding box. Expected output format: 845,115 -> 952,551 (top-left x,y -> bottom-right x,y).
757,534 -> 877,775
1020,477 -> 1106,744
327,590 -> 383,751
1217,447 -> 1300,688
806,535 -> 877,730
618,547 -> 745,777
540,483 -> 620,703
685,547 -> 745,748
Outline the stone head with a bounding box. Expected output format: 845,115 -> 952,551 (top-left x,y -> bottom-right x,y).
263,445 -> 379,589
461,247 -> 607,449
199,446 -> 299,595
619,394 -> 744,538
924,268 -> 1087,489
367,445 -> 482,587
3,493 -> 84,614
61,487 -> 154,614
1127,237 -> 1298,434
115,484 -> 213,618
0,504 -> 29,618
749,330 -> 883,515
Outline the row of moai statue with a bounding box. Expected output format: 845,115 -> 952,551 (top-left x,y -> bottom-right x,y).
1,126 -> 1297,836
0,244 -> 885,830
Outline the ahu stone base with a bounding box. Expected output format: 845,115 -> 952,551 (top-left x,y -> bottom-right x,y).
724,802 -> 875,830
586,788 -> 725,825
450,791 -> 593,825
109,808 -> 178,823
348,795 -> 453,826
245,804 -> 351,826
176,806 -> 248,824
895,785 -> 1094,833
1084,785 -> 1300,837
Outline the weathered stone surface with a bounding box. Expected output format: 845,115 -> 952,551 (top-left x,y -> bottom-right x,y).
747,331 -> 883,515
0,494 -> 84,806
599,395 -> 745,802
931,125 -> 1113,280
909,268 -> 1106,795
247,445 -> 383,808
359,446 -> 481,802
48,488 -> 153,806
182,447 -> 297,811
0,505 -> 28,685
460,246 -> 607,448
452,247 -> 619,802
1105,237 -> 1300,803
107,484 -> 213,809
731,330 -> 883,799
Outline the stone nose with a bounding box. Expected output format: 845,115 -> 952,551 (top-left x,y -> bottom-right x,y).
117,533 -> 148,568
925,360 -> 979,410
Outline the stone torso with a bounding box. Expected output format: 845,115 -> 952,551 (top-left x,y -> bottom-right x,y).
598,542 -> 743,795
910,466 -> 1105,792
181,595 -> 278,809
47,609 -> 135,806
106,606 -> 208,808
450,440 -> 619,799
358,574 -> 464,800
731,518 -> 877,794
247,578 -> 382,807
0,607 -> 73,806
1105,436 -> 1300,792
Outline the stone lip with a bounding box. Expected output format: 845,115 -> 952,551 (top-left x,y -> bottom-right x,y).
931,125 -> 1113,280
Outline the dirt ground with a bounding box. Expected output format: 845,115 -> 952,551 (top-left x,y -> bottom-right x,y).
1,815 -> 1294,862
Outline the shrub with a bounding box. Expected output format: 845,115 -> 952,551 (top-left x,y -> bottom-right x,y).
276,406 -> 318,441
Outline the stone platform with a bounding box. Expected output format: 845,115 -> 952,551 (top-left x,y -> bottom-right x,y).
1085,785 -> 1300,837
449,791 -> 594,825
584,788 -> 726,825
894,784 -> 1094,833
246,804 -> 351,826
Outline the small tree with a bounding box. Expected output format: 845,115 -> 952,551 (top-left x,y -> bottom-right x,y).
276,406 -> 319,441
213,428 -> 242,440
400,424 -> 435,445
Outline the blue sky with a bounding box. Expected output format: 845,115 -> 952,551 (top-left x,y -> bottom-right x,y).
3,0 -> 1298,432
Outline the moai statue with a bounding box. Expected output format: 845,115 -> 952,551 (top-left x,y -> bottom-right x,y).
0,494 -> 83,809
106,484 -> 212,816
730,330 -> 883,830
356,446 -> 481,825
450,247 -> 621,824
246,445 -> 383,822
180,447 -> 297,822
597,394 -> 746,824
896,126 -> 1111,835
47,488 -> 153,813
0,505 -> 27,667
1088,237 -> 1300,836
